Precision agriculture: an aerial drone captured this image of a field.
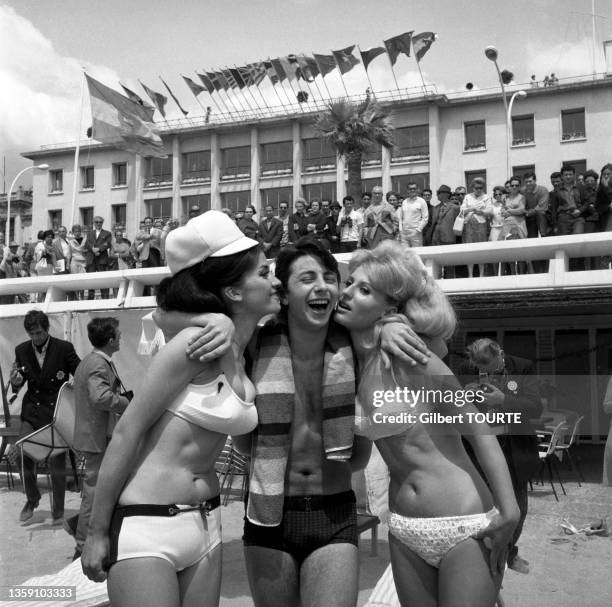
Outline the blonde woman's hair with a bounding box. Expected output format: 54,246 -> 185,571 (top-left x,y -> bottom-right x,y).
348,240 -> 456,340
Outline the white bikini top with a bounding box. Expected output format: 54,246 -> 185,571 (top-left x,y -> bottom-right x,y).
355,355 -> 416,441
166,374 -> 258,436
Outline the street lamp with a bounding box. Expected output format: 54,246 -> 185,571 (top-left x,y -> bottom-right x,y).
485,46 -> 518,179
4,164 -> 49,242
508,90 -> 527,149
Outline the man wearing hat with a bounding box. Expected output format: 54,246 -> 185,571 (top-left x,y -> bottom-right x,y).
429,185 -> 460,278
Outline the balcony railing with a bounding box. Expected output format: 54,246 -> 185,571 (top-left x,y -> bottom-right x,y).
1,233 -> 612,318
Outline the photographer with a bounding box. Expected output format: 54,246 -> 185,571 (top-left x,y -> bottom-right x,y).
337,195 -> 364,253
458,338 -> 542,575
65,317 -> 130,560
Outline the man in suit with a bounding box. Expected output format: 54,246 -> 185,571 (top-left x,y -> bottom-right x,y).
10,310 -> 80,522
459,338 -> 542,574
84,216 -> 112,299
430,185 -> 461,278
52,226 -> 72,274
259,204 -> 283,258
66,317 -> 130,559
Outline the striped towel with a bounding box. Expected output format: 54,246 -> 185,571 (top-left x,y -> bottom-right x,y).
246,321 -> 355,526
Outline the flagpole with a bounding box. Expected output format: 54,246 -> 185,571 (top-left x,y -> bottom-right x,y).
385,55 -> 402,95
336,69 -> 350,98
415,59 -> 428,96
184,76 -> 213,119
357,46 -> 377,99
70,70 -> 86,227
228,67 -> 257,114
199,81 -> 225,119
314,55 -> 334,99
225,67 -> 253,114
236,66 -> 266,114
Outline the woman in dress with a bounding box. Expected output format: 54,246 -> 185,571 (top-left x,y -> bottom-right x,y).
81,211 -> 281,607
236,205 -> 261,241
501,177 -> 527,240
108,227 -> 133,271
33,230 -> 56,277
460,178 -> 490,277
334,240 -> 519,607
485,187 -> 507,276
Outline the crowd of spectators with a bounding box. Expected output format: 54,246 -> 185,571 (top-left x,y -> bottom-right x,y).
1,162 -> 610,299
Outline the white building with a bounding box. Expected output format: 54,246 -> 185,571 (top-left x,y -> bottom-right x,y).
23,75 -> 612,236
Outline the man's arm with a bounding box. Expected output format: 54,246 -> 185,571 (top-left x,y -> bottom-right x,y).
349,435 -> 372,472
270,221 -> 283,248
64,342 -> 81,376
87,365 -> 130,414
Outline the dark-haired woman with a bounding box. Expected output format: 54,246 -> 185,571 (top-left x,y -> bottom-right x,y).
81,211 -> 281,607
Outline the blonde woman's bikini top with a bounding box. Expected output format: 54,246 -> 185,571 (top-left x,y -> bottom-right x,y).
166,373 -> 257,435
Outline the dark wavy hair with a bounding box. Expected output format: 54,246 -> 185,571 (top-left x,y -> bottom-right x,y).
156,246 -> 261,314
87,317 -> 119,348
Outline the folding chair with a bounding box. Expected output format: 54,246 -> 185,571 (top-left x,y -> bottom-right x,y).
537,422 -> 567,501
0,365 -> 22,489
554,415 -> 585,485
352,468 -> 381,557
215,438 -> 250,505
15,382 -> 80,510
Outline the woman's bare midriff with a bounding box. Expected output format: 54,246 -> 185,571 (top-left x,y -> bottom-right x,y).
118,411 -> 227,505
378,426 -> 494,518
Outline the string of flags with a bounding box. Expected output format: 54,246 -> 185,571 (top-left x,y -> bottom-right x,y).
135,31 -> 437,118
84,31 -> 437,157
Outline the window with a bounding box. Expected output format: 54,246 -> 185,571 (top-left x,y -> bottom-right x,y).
261,142 -> 293,174
391,173 -> 430,195
182,194 -> 211,221
464,170 -> 487,190
261,187 -> 293,209
145,197 -> 172,219
361,145 -> 381,166
561,108 -> 585,140
464,121 -> 486,151
303,138 -> 336,171
80,207 -> 94,229
220,191 -> 251,213
348,177 -> 381,197
392,126 -> 429,160
48,210 -> 62,231
511,115 -> 534,146
182,151 -> 211,182
145,156 -> 173,186
221,146 -> 250,179
112,163 -> 127,187
302,182 -> 336,202
49,170 -> 63,193
512,164 -> 536,183
562,159 -> 587,177
111,204 -> 127,228
80,165 -> 94,190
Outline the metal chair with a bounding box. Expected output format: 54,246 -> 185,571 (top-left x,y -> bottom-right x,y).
554,415 -> 585,486
15,382 -> 80,510
215,438 -> 249,505
537,422 -> 567,501
0,365 -> 21,489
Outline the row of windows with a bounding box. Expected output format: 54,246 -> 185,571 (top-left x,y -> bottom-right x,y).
46,128 -> 430,193
47,204 -> 127,232
464,108 -> 585,151
463,158 -> 586,191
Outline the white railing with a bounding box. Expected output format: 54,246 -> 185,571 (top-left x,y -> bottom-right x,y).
1,233 -> 611,318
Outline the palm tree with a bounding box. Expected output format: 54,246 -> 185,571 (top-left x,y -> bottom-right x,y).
314,97 -> 395,201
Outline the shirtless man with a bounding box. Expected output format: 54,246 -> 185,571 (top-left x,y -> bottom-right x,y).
156,242 -> 429,607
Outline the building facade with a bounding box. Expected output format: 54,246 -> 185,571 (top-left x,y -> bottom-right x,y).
23,75 -> 612,235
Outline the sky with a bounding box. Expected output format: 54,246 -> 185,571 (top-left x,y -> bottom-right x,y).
1,0 -> 611,190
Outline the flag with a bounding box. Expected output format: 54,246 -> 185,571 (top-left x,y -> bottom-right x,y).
359,46 -> 386,71
85,74 -> 165,157
221,69 -> 237,89
271,58 -> 287,82
264,60 -> 280,85
229,68 -> 246,89
237,65 -> 254,87
279,56 -> 298,81
160,76 -> 189,116
296,54 -> 317,82
215,71 -> 230,90
196,72 -> 215,95
412,31 -> 437,62
313,53 -> 337,77
205,72 -> 223,92
119,83 -> 154,117
384,31 -> 414,65
248,62 -> 267,86
139,80 -> 168,118
182,74 -> 206,97
332,45 -> 360,74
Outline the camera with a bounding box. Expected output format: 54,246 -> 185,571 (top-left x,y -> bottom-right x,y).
121,390 -> 134,402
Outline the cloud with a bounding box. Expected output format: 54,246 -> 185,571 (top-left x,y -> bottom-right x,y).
526,38 -> 606,79
0,5 -> 120,172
